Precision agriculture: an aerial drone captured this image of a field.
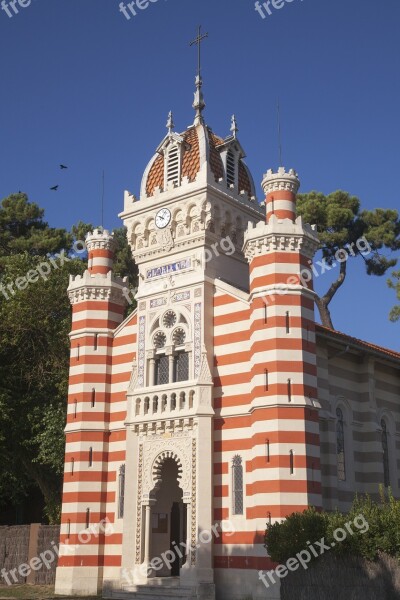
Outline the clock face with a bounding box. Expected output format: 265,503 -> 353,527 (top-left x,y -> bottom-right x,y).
155,208 -> 171,229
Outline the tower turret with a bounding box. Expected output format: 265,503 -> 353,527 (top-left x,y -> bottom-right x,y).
262,167 -> 300,222
86,228 -> 116,275
55,229 -> 128,596
243,166 -> 322,526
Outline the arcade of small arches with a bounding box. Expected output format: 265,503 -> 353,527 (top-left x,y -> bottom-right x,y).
129,200 -> 248,253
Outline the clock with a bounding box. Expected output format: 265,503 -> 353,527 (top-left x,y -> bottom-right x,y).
155,208 -> 171,229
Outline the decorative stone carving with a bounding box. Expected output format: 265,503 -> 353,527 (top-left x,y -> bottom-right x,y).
137,316 -> 146,387
141,436 -> 193,499
157,227 -> 174,252
135,443 -> 144,563
194,303 -> 202,378
198,352 -> 213,384
150,297 -> 167,309
127,362 -> 138,394
172,291 -> 190,303
191,438 -> 197,565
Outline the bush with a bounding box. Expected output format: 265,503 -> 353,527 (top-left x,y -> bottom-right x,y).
265,488 -> 400,564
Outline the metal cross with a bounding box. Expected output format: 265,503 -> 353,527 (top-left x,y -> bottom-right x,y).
190,26 -> 209,78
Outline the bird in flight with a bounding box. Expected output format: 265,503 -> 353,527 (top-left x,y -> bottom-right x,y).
50,185 -> 59,191
60,164 -> 68,169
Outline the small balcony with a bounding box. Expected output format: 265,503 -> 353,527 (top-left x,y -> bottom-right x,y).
126,381 -> 205,425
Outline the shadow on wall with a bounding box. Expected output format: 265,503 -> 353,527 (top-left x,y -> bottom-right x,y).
280,552 -> 400,600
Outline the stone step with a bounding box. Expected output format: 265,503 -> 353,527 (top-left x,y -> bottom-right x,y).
108,584 -> 196,600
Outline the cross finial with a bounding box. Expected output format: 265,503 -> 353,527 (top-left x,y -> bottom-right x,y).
166,110 -> 174,134
231,114 -> 238,138
190,25 -> 208,79
190,26 -> 209,124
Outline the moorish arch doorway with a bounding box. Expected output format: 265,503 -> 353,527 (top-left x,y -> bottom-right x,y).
150,457 -> 187,577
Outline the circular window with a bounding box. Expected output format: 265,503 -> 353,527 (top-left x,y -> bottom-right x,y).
172,327 -> 186,346
163,310 -> 177,329
153,331 -> 167,349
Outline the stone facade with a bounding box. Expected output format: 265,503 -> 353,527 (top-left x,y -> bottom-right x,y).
54,98 -> 400,600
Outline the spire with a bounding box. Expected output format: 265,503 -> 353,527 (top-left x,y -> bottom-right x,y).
231,114 -> 238,138
166,110 -> 174,134
190,26 -> 208,125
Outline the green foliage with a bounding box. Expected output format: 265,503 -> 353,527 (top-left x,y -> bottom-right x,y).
297,191 -> 400,327
266,507 -> 327,563
388,270 -> 400,322
265,489 -> 400,565
0,193 -> 71,267
0,194 -> 138,522
0,251 -> 85,523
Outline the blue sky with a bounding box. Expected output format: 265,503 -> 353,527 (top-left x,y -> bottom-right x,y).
0,0 -> 399,349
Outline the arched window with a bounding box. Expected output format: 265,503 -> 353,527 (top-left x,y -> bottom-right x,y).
336,408 -> 346,481
174,352 -> 189,382
289,450 -> 294,475
232,455 -> 244,515
118,464 -> 126,519
381,419 -> 390,488
287,379 -> 292,403
155,356 -> 169,386
154,331 -> 169,385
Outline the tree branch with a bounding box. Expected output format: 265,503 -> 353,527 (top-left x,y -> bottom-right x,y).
321,259 -> 347,307
315,260 -> 347,329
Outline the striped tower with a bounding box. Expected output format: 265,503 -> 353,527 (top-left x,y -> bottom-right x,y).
264,167 -> 299,222
243,167 -> 322,532
55,229 -> 128,596
87,229 -> 115,275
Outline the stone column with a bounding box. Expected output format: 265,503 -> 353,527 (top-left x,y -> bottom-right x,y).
148,358 -> 155,387
184,500 -> 192,567
143,503 -> 152,567
167,348 -> 175,384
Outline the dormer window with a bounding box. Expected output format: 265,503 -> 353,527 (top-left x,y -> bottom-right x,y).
219,143 -> 240,191
165,143 -> 182,187
226,150 -> 236,187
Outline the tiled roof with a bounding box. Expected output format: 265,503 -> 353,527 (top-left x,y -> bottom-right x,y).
145,128 -> 201,197
238,161 -> 253,196
144,124 -> 253,198
146,154 -> 164,197
208,130 -> 224,182
316,324 -> 400,363
181,127 -> 200,183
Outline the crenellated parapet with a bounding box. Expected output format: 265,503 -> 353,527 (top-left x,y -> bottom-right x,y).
68,270 -> 128,306
243,214 -> 320,262
262,167 -> 301,222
